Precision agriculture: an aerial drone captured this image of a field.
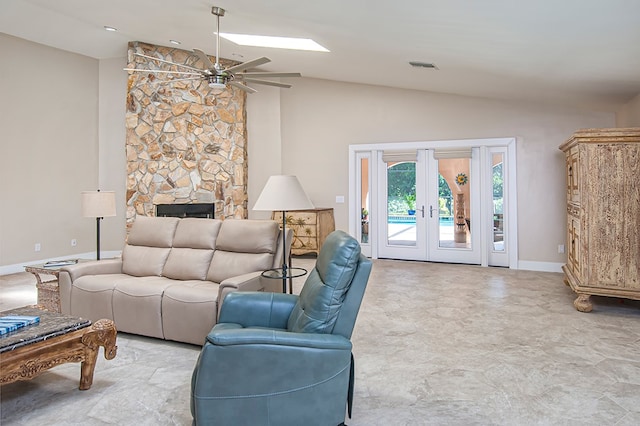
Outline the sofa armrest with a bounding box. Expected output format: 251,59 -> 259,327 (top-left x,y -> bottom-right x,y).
61,259 -> 123,281
58,259 -> 123,314
218,291 -> 298,328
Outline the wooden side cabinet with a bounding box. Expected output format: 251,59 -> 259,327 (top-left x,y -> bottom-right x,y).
559,127 -> 640,312
272,208 -> 335,256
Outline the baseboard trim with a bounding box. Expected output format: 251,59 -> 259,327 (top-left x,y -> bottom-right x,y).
0,251 -> 122,276
517,260 -> 564,273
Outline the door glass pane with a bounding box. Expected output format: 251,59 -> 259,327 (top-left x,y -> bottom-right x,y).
438,158 -> 471,249
360,157 -> 369,244
438,173 -> 453,246
387,161 -> 416,246
492,153 -> 505,251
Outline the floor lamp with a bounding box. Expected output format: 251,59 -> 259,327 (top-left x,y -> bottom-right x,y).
253,175 -> 314,293
82,190 -> 116,260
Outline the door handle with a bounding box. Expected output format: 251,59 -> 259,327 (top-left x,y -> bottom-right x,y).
429,205 -> 437,218
419,205 -> 425,218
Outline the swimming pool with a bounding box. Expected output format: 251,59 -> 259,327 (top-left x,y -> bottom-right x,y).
388,215 -> 454,225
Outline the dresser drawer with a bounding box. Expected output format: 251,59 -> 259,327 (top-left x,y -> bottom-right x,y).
272,208 -> 335,255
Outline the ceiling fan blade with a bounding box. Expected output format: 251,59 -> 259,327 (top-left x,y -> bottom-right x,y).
229,81 -> 258,94
139,76 -> 205,85
193,49 -> 216,70
226,57 -> 271,74
241,78 -> 293,89
124,68 -> 202,76
133,53 -> 204,73
237,72 -> 302,78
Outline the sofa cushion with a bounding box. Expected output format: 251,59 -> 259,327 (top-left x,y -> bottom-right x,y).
112,276 -> 175,339
214,219 -> 279,254
122,245 -> 171,277
127,216 -> 179,247
122,216 -> 179,276
162,281 -> 220,345
207,252 -> 274,284
172,218 -> 222,249
69,273 -> 127,321
163,248 -> 214,280
287,230 -> 361,334
161,218 -> 220,280
207,220 -> 279,283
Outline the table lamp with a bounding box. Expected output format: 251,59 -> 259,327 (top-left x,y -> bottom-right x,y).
253,175 -> 314,292
82,190 -> 116,260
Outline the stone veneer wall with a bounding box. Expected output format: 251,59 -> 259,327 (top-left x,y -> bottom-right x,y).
125,41 -> 247,226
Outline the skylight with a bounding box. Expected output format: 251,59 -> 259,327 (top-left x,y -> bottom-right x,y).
219,33 -> 329,52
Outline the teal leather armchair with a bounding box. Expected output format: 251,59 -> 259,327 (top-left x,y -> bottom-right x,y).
190,230 -> 372,426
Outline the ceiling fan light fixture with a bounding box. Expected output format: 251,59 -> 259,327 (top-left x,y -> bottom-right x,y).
207,73 -> 228,89
208,75 -> 227,88
125,5 -> 300,94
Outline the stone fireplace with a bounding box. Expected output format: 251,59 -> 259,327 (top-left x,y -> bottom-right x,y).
125,41 -> 248,227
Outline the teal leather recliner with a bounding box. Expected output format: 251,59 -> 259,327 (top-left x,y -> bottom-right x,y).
190,230 -> 373,426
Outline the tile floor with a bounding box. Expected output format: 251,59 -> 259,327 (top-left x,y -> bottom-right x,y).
1,258 -> 640,425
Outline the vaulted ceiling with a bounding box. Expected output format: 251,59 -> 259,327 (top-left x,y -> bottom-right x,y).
2,0 -> 639,111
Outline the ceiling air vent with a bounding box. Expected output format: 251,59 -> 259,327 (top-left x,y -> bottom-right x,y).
409,61 -> 438,70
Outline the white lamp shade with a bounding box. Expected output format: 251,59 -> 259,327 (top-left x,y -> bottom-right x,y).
81,191 -> 117,218
253,175 -> 314,211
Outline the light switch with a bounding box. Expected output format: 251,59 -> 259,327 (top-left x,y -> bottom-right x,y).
336,196 -> 345,203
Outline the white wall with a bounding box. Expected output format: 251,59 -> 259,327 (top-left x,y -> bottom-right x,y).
0,34 -> 99,268
617,92 -> 640,127
246,85 -> 283,220
0,35 -> 623,272
98,56 -> 127,251
273,78 -> 615,264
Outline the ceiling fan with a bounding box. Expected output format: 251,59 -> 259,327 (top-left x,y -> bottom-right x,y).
124,6 -> 301,94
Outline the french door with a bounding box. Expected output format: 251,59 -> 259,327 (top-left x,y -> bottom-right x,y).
350,138 -> 516,267
377,148 -> 481,263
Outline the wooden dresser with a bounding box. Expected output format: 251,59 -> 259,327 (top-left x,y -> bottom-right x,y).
559,128 -> 640,312
272,208 -> 335,256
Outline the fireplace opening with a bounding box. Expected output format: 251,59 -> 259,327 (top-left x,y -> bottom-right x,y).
155,203 -> 215,219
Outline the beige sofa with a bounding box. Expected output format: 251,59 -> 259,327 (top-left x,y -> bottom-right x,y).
58,216 -> 290,345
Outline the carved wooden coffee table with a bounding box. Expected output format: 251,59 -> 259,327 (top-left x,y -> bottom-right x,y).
0,307 -> 117,390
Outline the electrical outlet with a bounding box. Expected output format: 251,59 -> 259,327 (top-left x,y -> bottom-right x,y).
336,195 -> 345,203
71,239 -> 77,247
558,244 -> 565,254
35,243 -> 41,252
